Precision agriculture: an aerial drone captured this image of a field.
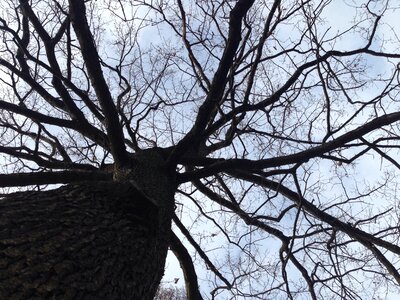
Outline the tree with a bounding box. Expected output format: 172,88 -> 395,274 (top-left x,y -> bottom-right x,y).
155,284 -> 186,300
0,0 -> 399,299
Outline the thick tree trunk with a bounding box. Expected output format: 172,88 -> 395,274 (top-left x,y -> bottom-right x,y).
0,179 -> 173,299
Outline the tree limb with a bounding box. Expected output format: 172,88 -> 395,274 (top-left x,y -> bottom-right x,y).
169,231 -> 203,300
68,0 -> 128,168
172,214 -> 233,289
0,170 -> 112,188
178,111 -> 400,182
168,0 -> 256,164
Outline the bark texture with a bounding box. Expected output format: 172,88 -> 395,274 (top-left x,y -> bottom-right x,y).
0,179 -> 173,299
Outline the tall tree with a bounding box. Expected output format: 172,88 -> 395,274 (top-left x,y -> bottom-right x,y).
0,0 -> 399,299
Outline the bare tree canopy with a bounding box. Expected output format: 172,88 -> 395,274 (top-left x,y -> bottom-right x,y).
0,0 -> 400,299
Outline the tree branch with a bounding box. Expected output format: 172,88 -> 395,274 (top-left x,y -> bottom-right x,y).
168,0 -> 256,164
169,231 -> 203,300
172,214 -> 233,289
0,170 -> 112,188
68,0 -> 128,168
178,112 -> 400,182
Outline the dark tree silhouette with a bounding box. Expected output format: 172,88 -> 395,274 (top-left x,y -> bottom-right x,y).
0,0 -> 400,299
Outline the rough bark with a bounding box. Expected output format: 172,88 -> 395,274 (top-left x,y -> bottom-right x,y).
0,178 -> 173,300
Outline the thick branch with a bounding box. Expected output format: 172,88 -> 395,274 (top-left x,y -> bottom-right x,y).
173,214 -> 232,289
178,112 -> 400,182
168,0 -> 256,164
169,231 -> 203,300
0,171 -> 112,188
0,100 -> 74,129
68,0 -> 128,167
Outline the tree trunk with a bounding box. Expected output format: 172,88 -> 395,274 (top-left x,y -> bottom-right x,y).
0,179 -> 173,299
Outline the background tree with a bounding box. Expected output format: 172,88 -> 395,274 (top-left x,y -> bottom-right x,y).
155,284 -> 186,300
0,0 -> 400,299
